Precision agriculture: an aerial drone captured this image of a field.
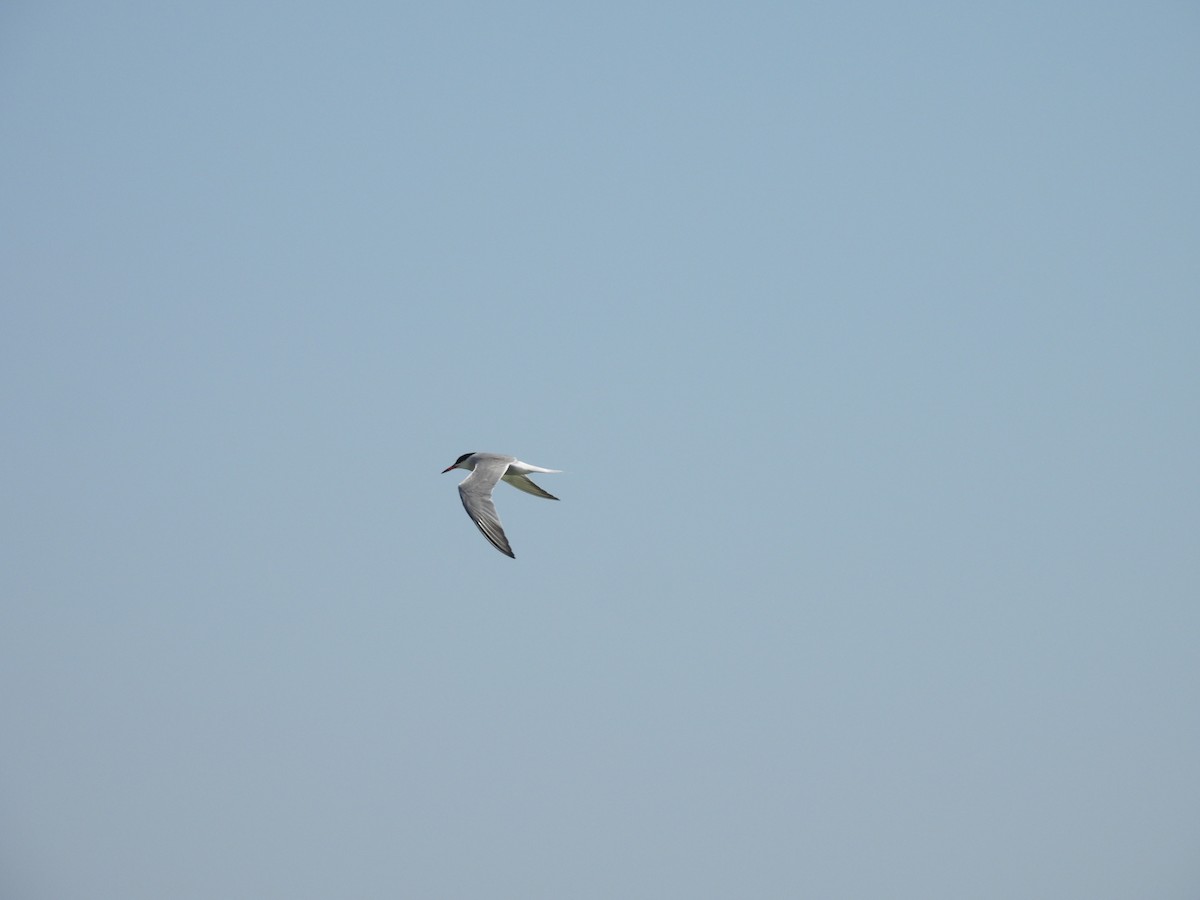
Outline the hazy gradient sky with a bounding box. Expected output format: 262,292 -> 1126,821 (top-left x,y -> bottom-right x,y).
2,3 -> 1198,898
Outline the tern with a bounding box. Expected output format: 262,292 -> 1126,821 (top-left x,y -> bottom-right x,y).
441,452 -> 561,558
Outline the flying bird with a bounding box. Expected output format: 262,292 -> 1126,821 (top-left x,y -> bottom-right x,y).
441,452 -> 561,558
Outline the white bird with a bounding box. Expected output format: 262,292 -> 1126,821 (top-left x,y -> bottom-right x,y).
441,452 -> 561,558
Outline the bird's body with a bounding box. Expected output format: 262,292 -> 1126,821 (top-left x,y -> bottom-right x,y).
441,452 -> 561,558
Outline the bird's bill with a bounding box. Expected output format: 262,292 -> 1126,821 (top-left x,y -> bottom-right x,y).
441,463 -> 457,473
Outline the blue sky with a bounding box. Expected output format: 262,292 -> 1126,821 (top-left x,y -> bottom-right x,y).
2,3 -> 1198,898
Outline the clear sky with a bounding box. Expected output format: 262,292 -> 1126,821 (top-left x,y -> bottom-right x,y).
2,3 -> 1198,898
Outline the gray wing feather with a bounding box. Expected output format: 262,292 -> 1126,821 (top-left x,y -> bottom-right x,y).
501,473 -> 560,501
458,460 -> 515,558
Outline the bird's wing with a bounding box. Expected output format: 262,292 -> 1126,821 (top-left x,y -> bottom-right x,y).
458,459 -> 515,557
501,472 -> 560,501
